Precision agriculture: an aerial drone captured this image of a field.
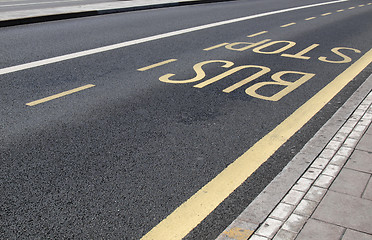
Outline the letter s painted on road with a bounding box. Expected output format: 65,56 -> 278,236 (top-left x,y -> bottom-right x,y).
159,60 -> 234,84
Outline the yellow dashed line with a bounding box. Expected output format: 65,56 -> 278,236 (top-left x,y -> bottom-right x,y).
247,31 -> 268,38
26,84 -> 95,106
321,12 -> 332,16
203,43 -> 229,51
336,9 -> 345,12
137,59 -> 177,71
348,6 -> 355,9
305,17 -> 316,20
358,4 -> 365,7
280,22 -> 296,28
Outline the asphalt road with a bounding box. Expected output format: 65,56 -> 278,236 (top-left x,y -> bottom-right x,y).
1,0 -> 371,239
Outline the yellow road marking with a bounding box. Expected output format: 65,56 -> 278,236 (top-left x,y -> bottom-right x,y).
321,12 -> 332,16
358,4 -> 365,7
203,43 -> 230,51
336,9 -> 345,12
137,59 -> 177,71
247,31 -> 268,37
348,6 -> 355,9
305,17 -> 316,20
221,227 -> 253,240
141,48 -> 372,240
280,22 -> 296,28
26,84 -> 95,106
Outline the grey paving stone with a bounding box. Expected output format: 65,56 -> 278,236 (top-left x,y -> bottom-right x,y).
312,191 -> 372,234
350,113 -> 363,121
283,190 -> 305,206
302,168 -> 322,180
346,150 -> 372,174
255,218 -> 283,238
363,177 -> 372,201
354,109 -> 367,116
343,119 -> 358,129
294,199 -> 318,217
333,132 -> 348,142
292,178 -> 313,192
304,186 -> 327,202
360,116 -> 372,126
314,174 -> 334,188
323,164 -> 342,177
366,124 -> 372,135
348,130 -> 363,140
330,154 -> 348,166
296,218 -> 344,240
311,157 -> 330,169
343,138 -> 359,148
270,203 -> 295,221
250,235 -> 269,240
339,126 -> 353,135
354,124 -> 368,133
342,229 -> 372,240
337,146 -> 354,158
282,214 -> 307,233
356,134 -> 372,152
330,168 -> 370,197
319,149 -> 337,159
273,229 -> 297,240
326,140 -> 343,151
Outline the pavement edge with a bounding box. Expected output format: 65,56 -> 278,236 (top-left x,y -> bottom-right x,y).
0,0 -> 235,28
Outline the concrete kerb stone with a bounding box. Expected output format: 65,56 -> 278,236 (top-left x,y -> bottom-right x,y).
0,0 -> 235,27
216,73 -> 372,240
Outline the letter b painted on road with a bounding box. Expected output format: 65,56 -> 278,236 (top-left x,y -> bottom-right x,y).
245,71 -> 315,101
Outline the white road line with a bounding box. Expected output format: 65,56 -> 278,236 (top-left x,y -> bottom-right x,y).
0,0 -> 348,77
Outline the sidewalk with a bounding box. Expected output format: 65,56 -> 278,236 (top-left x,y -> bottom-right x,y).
217,75 -> 372,240
0,0 -> 230,27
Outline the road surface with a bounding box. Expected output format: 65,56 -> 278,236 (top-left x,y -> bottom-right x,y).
0,0 -> 371,239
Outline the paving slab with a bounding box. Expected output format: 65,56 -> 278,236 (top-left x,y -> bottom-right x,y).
330,168 -> 370,197
342,229 -> 372,240
345,150 -> 372,174
362,177 -> 372,201
295,219 -> 344,240
312,191 -> 372,234
356,133 -> 372,152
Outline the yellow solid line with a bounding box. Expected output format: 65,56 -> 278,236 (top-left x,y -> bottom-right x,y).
280,22 -> 296,28
26,84 -> 95,106
141,48 -> 372,240
348,6 -> 355,9
305,17 -> 316,20
336,9 -> 345,12
137,59 -> 177,71
321,12 -> 332,16
247,31 -> 268,37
